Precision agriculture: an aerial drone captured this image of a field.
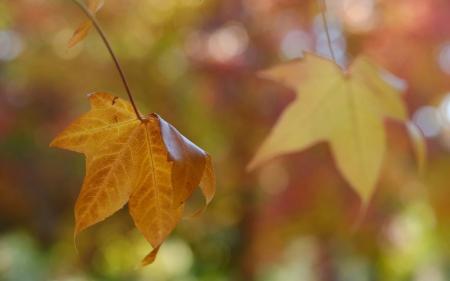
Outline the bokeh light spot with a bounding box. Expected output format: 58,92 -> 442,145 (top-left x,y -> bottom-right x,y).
413,106 -> 441,138
342,0 -> 376,32
438,43 -> 450,76
207,22 -> 249,62
280,30 -> 312,60
0,30 -> 23,61
258,160 -> 289,195
313,15 -> 347,66
438,94 -> 450,126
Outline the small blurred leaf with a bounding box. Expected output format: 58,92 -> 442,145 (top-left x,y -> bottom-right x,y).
68,0 -> 104,48
68,20 -> 92,48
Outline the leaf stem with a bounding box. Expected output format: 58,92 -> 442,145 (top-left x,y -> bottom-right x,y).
317,0 -> 337,63
71,0 -> 143,121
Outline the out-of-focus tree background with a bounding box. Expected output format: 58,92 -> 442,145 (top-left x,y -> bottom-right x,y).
2,0 -> 450,280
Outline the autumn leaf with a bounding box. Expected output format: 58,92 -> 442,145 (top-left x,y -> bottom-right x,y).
50,92 -> 214,265
68,0 -> 104,48
248,53 -> 419,203
160,118 -> 207,206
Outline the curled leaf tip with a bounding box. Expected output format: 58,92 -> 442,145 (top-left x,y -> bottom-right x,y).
141,245 -> 161,266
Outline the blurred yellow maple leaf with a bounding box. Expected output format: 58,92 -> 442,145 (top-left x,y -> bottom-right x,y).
50,92 -> 215,265
248,54 -> 420,202
68,0 -> 104,48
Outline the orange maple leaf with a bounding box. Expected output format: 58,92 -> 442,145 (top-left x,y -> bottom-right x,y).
50,92 -> 215,266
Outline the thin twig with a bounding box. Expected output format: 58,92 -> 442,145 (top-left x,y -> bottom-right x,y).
318,0 -> 337,63
71,0 -> 143,121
